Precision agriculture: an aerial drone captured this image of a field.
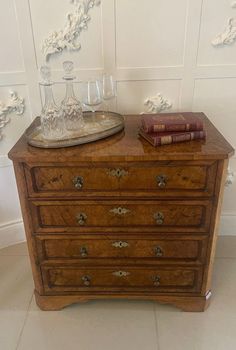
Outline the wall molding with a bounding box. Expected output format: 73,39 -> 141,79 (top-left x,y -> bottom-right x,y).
226,167 -> 235,187
42,0 -> 101,61
143,93 -> 172,114
212,17 -> 236,47
0,219 -> 25,250
232,2 -> 236,9
0,91 -> 25,141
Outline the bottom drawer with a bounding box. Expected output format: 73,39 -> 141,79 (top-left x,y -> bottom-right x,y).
42,266 -> 203,293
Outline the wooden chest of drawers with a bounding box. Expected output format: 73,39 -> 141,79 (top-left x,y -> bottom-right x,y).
9,113 -> 234,311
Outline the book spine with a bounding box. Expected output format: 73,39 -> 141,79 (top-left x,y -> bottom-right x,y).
154,131 -> 206,146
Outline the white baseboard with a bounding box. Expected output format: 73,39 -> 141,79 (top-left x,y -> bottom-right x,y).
0,220 -> 25,249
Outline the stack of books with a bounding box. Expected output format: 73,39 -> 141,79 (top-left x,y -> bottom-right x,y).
139,113 -> 206,147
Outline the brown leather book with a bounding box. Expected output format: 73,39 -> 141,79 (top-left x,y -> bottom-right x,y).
141,113 -> 204,133
139,128 -> 206,147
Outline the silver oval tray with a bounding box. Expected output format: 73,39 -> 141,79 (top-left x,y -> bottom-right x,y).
25,111 -> 125,148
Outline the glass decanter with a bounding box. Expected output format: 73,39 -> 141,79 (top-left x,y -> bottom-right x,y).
40,65 -> 65,140
61,61 -> 84,131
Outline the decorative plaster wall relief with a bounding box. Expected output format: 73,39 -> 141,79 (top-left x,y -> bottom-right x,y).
212,18 -> 236,46
42,0 -> 101,61
231,1 -> 236,8
143,93 -> 172,114
0,91 -> 25,141
225,167 -> 235,187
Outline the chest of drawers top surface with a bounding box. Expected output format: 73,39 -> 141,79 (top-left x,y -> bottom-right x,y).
8,113 -> 234,163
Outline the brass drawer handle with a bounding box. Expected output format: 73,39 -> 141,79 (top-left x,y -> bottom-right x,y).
112,241 -> 129,248
154,246 -> 163,257
156,175 -> 168,188
80,246 -> 88,258
112,271 -> 130,277
73,176 -> 84,189
76,213 -> 87,226
110,207 -> 131,216
152,276 -> 161,287
107,168 -> 128,178
154,212 -> 164,225
81,275 -> 91,286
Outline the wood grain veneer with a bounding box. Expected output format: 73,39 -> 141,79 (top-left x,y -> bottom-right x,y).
8,113 -> 234,311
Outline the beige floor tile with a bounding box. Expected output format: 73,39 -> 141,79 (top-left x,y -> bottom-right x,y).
211,258 -> 236,296
155,294 -> 236,350
17,298 -> 158,350
0,255 -> 33,310
154,257 -> 236,350
0,242 -> 28,256
0,255 -> 33,350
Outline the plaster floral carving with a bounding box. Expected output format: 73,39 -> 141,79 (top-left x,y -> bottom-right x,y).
143,93 -> 172,114
225,167 -> 235,187
42,0 -> 101,61
0,91 -> 25,141
231,1 -> 236,8
212,18 -> 236,46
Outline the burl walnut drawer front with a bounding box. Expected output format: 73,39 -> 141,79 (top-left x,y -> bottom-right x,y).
37,236 -> 207,264
25,161 -> 217,198
42,266 -> 202,293
31,200 -> 212,233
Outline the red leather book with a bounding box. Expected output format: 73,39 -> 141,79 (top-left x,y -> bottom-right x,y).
139,128 -> 206,147
141,113 -> 204,133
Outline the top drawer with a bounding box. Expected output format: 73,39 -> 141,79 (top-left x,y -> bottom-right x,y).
24,161 -> 217,198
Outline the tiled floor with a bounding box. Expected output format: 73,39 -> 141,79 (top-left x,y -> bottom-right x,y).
1,243 -> 236,350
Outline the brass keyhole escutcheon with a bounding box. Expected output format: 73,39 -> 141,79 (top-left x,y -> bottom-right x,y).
107,168 -> 128,179
112,271 -> 130,277
110,207 -> 131,216
112,241 -> 129,248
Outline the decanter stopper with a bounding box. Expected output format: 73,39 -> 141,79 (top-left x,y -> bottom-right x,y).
61,61 -> 84,131
63,61 -> 75,80
40,65 -> 65,140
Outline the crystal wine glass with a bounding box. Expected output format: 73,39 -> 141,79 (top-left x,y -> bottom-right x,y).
101,74 -> 117,126
82,80 -> 102,132
102,74 -> 116,103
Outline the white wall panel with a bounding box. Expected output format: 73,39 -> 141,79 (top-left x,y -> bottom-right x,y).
115,0 -> 188,68
197,0 -> 236,66
117,80 -> 181,114
0,0 -> 24,72
193,78 -> 236,150
29,0 -> 104,69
